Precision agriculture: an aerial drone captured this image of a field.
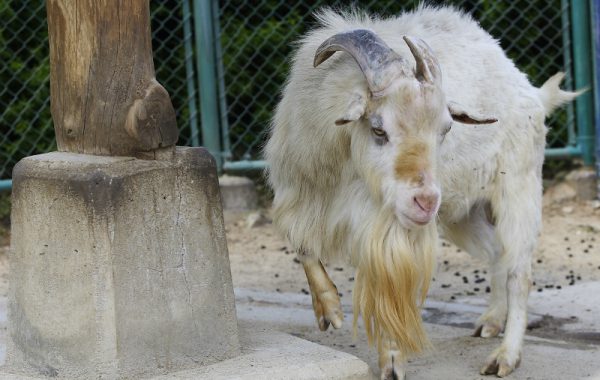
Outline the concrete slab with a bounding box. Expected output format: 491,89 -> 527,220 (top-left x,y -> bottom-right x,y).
151,323 -> 373,380
0,306 -> 373,380
233,287 -> 600,380
1,285 -> 598,379
218,175 -> 257,210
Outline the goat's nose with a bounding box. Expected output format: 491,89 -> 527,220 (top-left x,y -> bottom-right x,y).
414,193 -> 438,214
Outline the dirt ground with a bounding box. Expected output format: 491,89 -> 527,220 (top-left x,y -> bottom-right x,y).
225,194 -> 600,310
222,187 -> 599,352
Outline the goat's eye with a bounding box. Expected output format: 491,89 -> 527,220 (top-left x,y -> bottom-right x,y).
371,127 -> 388,145
372,127 -> 387,138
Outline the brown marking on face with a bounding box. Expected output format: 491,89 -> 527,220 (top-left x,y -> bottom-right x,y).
394,140 -> 430,183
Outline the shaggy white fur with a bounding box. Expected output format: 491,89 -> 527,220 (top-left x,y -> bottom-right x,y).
265,5 -> 578,379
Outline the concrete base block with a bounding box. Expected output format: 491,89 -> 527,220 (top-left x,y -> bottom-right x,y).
565,168 -> 598,200
218,175 -> 257,210
7,147 -> 240,379
1,325 -> 373,380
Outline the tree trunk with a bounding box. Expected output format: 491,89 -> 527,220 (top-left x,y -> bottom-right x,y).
46,0 -> 178,156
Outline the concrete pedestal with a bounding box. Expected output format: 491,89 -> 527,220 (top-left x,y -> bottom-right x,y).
6,147 -> 240,379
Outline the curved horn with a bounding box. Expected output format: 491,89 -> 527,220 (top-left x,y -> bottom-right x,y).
403,36 -> 441,85
314,29 -> 406,95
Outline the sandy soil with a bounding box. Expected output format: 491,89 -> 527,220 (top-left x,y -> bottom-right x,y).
225,195 -> 600,307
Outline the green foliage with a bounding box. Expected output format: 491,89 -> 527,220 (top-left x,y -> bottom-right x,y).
0,192 -> 9,236
0,0 -> 196,180
0,0 -> 583,180
0,0 -> 54,179
219,0 -> 572,161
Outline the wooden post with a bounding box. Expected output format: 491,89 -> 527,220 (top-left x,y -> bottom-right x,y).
46,0 -> 178,156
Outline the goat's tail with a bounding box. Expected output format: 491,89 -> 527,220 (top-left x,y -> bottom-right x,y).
538,72 -> 585,117
353,216 -> 436,356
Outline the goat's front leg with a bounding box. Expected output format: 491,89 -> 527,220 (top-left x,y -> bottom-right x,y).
378,336 -> 406,380
301,254 -> 343,331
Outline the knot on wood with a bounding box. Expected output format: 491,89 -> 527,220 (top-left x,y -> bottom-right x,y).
125,78 -> 178,151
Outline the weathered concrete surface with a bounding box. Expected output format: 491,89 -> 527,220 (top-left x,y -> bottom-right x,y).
234,287 -> 600,380
218,175 -> 257,210
151,323 -> 374,380
0,285 -> 599,379
566,168 -> 598,200
6,148 -> 239,379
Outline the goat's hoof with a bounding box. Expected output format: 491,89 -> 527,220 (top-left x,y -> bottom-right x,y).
480,347 -> 520,377
379,347 -> 406,380
311,289 -> 343,331
473,322 -> 502,338
381,365 -> 405,380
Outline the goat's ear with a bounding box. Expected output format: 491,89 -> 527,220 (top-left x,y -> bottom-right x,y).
335,92 -> 367,125
448,101 -> 497,125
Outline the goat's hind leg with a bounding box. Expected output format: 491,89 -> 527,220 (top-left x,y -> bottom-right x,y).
300,252 -> 343,331
442,202 -> 506,338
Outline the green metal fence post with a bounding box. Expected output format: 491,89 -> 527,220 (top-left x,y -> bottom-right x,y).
571,0 -> 595,165
0,180 -> 11,192
211,2 -> 232,162
193,0 -> 222,170
183,0 -> 200,147
592,0 -> 600,182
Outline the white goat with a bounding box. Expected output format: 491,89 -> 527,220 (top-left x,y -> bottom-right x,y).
265,6 -> 578,379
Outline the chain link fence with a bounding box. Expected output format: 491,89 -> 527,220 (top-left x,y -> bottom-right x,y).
218,0 -> 582,168
0,0 -> 593,182
0,0 -> 198,181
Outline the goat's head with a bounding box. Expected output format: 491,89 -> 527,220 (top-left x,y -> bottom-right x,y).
314,30 -> 496,228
